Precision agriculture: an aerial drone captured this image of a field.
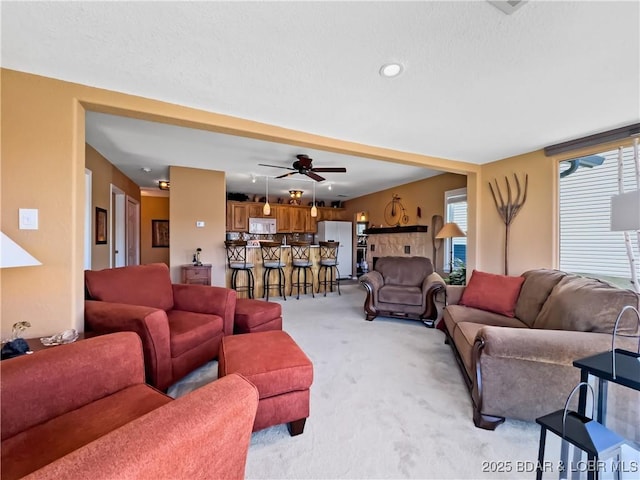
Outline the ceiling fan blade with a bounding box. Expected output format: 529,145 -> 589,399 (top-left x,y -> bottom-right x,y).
311,167 -> 347,173
305,171 -> 325,182
275,172 -> 298,179
258,163 -> 296,171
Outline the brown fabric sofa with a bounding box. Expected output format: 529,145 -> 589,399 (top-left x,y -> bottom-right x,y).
360,256 -> 445,326
0,332 -> 259,480
84,263 -> 236,391
442,269 -> 640,430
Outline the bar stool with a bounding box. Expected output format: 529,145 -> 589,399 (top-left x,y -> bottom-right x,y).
317,241 -> 341,296
224,240 -> 255,299
260,241 -> 287,301
289,242 -> 315,300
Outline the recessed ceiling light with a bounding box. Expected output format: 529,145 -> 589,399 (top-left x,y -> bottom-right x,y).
141,167 -> 152,173
379,63 -> 403,78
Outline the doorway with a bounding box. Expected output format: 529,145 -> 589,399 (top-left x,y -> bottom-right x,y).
110,185 -> 140,268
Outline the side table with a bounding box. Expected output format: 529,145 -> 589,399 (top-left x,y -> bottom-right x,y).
181,264 -> 212,285
573,349 -> 640,425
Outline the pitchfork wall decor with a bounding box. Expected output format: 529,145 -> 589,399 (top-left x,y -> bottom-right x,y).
489,173 -> 529,275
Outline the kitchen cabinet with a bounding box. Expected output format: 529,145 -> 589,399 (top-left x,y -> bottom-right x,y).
318,207 -> 344,222
231,203 -> 249,231
225,201 -> 345,233
291,207 -> 307,233
226,203 -> 233,231
306,209 -> 317,233
248,204 -> 264,219
275,205 -> 292,232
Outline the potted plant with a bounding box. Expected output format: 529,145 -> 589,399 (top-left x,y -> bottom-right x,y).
447,258 -> 466,286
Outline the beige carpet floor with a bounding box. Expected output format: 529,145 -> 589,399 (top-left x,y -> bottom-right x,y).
169,283 -> 563,479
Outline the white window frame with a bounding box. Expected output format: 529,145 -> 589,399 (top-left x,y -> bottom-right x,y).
443,188 -> 467,273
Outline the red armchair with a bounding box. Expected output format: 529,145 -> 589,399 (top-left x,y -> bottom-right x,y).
85,263 -> 236,391
1,332 -> 258,480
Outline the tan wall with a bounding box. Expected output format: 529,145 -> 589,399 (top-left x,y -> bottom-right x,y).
474,137 -> 640,277
141,195 -> 170,265
2,71 -> 85,337
344,173 -> 467,272
85,145 -> 140,270
475,151 -> 557,276
169,166 -> 226,286
1,68 -> 479,338
9,67 -> 620,338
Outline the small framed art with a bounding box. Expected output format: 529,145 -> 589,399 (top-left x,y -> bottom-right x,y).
95,207 -> 107,245
152,219 -> 170,248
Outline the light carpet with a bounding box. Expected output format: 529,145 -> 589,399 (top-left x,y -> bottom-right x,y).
169,283 -> 549,479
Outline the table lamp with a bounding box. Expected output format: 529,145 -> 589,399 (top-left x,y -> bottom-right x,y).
1,231 -> 41,359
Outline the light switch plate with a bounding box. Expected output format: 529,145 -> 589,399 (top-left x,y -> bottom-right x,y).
196,221 -> 205,228
19,208 -> 38,230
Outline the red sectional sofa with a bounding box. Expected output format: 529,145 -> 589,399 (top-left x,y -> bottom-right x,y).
84,263 -> 236,391
0,332 -> 258,479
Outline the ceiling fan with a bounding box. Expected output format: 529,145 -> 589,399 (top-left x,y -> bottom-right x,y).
259,154 -> 347,182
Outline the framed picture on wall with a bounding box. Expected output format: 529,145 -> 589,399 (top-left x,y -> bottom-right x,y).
152,219 -> 169,248
95,207 -> 107,245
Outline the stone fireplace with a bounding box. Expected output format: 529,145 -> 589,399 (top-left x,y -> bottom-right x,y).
365,225 -> 430,268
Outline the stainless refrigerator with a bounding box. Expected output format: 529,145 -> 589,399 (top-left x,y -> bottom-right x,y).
317,221 -> 352,279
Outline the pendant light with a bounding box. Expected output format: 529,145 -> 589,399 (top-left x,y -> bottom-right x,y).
263,176 -> 271,215
310,181 -> 317,218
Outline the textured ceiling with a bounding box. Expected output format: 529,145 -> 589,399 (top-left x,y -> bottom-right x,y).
2,1 -> 639,198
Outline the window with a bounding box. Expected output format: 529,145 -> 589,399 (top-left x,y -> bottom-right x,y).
444,188 -> 467,272
559,146 -> 638,288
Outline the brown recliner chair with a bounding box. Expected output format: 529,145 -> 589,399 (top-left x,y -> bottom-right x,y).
84,263 -> 236,391
359,256 -> 445,326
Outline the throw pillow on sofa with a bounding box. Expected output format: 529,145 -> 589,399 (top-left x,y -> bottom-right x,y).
459,270 -> 525,317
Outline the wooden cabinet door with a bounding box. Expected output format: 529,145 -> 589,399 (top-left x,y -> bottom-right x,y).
291,207 -> 307,233
248,203 -> 264,219
306,208 -> 318,233
232,203 -> 249,231
275,205 -> 292,232
226,202 -> 233,231
318,207 -> 334,221
319,208 -> 346,221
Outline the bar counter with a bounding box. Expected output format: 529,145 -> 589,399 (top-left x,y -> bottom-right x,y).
225,245 -> 326,298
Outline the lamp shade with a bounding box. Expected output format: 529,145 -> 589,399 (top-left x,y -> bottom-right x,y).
0,232 -> 41,268
435,222 -> 466,239
611,190 -> 640,231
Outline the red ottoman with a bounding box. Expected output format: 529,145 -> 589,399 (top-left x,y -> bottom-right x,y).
218,331 -> 313,436
234,298 -> 282,334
